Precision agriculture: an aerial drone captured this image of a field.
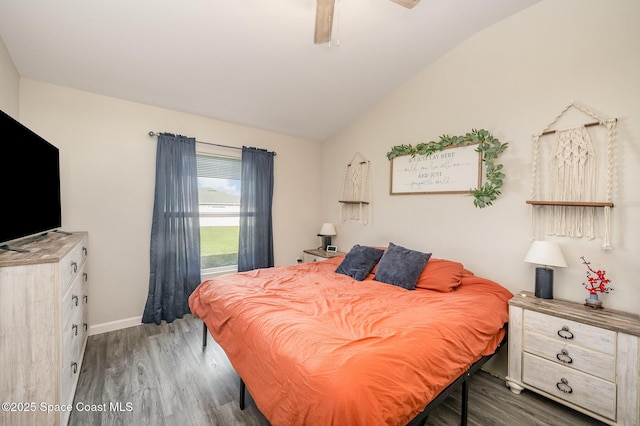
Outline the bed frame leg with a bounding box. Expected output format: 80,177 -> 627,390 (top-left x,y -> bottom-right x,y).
202,322 -> 208,350
239,378 -> 246,410
460,376 -> 469,426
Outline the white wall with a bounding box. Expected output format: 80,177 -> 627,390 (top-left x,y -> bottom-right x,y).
0,36 -> 19,117
321,0 -> 640,316
16,79 -> 322,330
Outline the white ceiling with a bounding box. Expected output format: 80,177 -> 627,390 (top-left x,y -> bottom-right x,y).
0,0 -> 540,142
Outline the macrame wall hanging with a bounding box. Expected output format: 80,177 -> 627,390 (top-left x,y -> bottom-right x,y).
528,101 -> 616,249
339,152 -> 371,224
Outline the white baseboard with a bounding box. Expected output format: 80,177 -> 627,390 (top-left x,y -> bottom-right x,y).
89,316 -> 142,336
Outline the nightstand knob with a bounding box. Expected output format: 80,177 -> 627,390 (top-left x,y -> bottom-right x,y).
557,326 -> 574,339
556,349 -> 573,364
556,378 -> 573,394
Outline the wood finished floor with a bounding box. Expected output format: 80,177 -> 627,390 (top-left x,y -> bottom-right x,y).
70,315 -> 606,426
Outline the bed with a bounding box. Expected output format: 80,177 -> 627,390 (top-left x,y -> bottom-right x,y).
189,243 -> 512,425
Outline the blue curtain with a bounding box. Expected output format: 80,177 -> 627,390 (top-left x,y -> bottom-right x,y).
238,147 -> 275,272
142,133 -> 201,324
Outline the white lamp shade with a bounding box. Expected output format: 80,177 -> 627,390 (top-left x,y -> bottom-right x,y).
318,223 -> 336,236
524,241 -> 568,268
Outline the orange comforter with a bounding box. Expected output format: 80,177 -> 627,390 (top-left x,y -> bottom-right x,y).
189,256 -> 512,426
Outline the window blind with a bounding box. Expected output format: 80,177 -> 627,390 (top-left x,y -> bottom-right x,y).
196,154 -> 241,180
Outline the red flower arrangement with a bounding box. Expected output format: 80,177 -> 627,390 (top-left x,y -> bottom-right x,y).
581,256 -> 613,295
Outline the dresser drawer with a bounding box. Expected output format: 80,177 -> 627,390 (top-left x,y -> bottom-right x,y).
59,236 -> 88,295
62,264 -> 86,329
82,269 -> 89,337
524,310 -> 616,355
524,331 -> 615,382
60,331 -> 75,408
62,291 -> 83,365
523,353 -> 616,421
61,293 -> 84,407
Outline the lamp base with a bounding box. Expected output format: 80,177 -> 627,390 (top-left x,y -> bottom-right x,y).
319,235 -> 332,251
534,267 -> 554,299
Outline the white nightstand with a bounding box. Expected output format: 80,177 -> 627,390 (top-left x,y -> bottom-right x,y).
506,291 -> 640,425
302,248 -> 344,262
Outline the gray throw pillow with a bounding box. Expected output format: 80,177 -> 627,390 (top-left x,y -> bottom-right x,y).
374,242 -> 432,290
335,245 -> 385,281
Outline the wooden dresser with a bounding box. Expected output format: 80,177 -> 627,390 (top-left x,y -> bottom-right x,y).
0,231 -> 89,426
506,291 -> 640,425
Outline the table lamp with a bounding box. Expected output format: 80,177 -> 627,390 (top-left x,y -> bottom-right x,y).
524,240 -> 568,299
318,223 -> 336,251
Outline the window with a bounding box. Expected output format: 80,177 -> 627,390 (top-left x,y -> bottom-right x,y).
196,152 -> 241,275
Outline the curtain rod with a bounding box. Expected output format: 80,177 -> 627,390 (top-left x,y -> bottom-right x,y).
148,131 -> 276,156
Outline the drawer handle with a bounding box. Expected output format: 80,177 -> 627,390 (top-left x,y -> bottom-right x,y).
83,272 -> 88,282
83,323 -> 88,332
556,378 -> 573,394
556,349 -> 573,364
71,362 -> 78,374
72,324 -> 78,336
83,295 -> 88,304
83,246 -> 88,256
72,295 -> 79,306
71,261 -> 78,273
557,326 -> 574,340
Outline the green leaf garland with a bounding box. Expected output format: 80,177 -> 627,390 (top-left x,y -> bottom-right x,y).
386,129 -> 508,208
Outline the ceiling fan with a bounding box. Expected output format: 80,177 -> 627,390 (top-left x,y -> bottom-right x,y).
314,0 -> 421,44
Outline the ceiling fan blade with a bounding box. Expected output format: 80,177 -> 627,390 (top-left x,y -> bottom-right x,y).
314,0 -> 335,44
389,0 -> 421,8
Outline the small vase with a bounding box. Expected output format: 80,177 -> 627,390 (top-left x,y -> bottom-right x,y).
585,293 -> 603,309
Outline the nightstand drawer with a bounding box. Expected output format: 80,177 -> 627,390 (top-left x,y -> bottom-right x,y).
524,310 -> 615,355
524,331 -> 615,381
523,353 -> 616,421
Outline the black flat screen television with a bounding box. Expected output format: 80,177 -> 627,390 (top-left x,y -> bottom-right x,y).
0,109 -> 61,246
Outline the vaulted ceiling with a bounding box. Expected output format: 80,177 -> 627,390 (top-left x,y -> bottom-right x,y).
0,0 -> 540,141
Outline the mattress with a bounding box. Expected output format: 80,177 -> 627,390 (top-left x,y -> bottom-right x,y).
189,255 -> 512,425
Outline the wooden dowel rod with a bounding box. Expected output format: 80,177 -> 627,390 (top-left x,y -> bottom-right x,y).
526,200 -> 614,208
338,200 -> 370,205
538,119 -> 617,137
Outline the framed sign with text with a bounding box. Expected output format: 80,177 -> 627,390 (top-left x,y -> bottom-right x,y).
390,143 -> 481,195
